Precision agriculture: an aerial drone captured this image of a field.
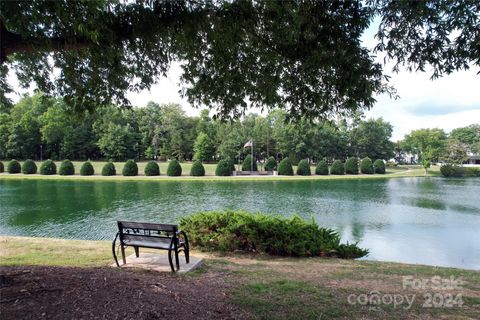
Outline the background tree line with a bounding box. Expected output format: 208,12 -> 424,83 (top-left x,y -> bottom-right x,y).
399,126 -> 480,165
0,93 -> 478,165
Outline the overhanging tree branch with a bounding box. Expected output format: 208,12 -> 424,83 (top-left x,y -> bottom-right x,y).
1,21 -> 89,64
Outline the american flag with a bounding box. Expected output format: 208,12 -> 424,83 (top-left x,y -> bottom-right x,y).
244,140 -> 253,148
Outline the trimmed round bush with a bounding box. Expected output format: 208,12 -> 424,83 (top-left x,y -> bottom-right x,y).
215,159 -> 232,176
59,160 -> 75,175
374,159 -> 386,174
144,161 -> 160,176
278,157 -> 294,176
264,157 -> 277,171
7,159 -> 21,174
22,159 -> 37,174
360,157 -> 374,174
101,162 -> 116,176
40,159 -> 57,175
242,154 -> 257,171
80,161 -> 95,176
167,159 -> 182,176
190,160 -> 205,176
440,164 -> 464,177
330,160 -> 344,175
296,159 -> 311,176
122,159 -> 138,176
224,157 -> 236,172
345,157 -> 358,174
315,160 -> 329,175
0,161 -> 4,173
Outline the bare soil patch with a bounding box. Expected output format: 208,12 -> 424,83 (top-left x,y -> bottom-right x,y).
0,266 -> 246,320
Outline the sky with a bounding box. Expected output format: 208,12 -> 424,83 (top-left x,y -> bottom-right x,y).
359,20 -> 480,141
6,20 -> 480,142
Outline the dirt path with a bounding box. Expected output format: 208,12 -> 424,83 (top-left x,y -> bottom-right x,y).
0,266 -> 246,320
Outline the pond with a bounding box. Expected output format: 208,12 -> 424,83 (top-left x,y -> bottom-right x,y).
0,177 -> 479,270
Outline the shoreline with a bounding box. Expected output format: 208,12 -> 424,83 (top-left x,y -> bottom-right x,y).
0,168 -> 437,182
0,235 -> 476,272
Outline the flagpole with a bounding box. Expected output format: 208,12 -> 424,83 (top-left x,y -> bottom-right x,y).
251,138 -> 253,172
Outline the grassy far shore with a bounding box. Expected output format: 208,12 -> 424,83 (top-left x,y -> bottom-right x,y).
0,160 -> 440,181
1,236 -> 478,319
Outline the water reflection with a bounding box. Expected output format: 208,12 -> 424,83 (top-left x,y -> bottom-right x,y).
403,197 -> 447,210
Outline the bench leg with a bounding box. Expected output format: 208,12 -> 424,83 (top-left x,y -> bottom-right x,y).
121,245 -> 126,265
175,250 -> 180,270
168,250 -> 175,272
185,247 -> 190,264
134,246 -> 139,258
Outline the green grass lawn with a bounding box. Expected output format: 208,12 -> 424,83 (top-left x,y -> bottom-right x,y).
0,160 -> 439,181
1,236 -> 478,319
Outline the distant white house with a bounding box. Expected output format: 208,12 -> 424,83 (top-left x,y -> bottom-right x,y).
389,153 -> 418,164
465,152 -> 480,165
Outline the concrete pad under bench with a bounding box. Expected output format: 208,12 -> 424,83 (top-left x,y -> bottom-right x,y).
113,253 -> 203,273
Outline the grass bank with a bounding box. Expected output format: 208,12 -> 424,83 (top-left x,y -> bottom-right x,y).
1,236 -> 478,319
0,161 -> 440,182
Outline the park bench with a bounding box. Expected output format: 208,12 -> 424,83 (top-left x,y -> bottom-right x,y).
112,221 -> 189,272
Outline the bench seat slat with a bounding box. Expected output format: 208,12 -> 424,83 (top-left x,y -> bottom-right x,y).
122,235 -> 185,249
124,239 -> 171,249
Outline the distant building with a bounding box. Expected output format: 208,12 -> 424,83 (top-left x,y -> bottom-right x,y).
465,152 -> 480,165
390,153 -> 418,164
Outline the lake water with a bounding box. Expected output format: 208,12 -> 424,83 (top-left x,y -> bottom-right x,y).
0,177 -> 479,270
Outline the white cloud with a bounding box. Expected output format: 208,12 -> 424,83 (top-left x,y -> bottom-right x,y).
362,20 -> 480,141
365,67 -> 480,140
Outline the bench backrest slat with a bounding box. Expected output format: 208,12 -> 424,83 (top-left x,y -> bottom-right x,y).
118,221 -> 178,233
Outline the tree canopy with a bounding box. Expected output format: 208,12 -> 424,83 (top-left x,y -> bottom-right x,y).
0,93 -> 395,162
1,0 -> 478,118
1,93 -> 477,165
401,128 -> 447,162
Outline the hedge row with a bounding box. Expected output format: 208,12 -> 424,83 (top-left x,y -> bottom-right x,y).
326,157 -> 387,175
264,157 -> 387,176
180,209 -> 369,259
0,160 -> 202,177
0,159 -> 389,177
440,164 -> 480,177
